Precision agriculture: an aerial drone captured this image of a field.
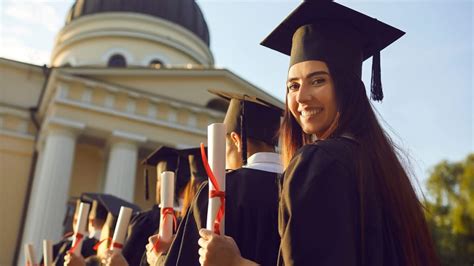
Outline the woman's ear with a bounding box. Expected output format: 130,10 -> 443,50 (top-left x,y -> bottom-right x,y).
229,132 -> 241,152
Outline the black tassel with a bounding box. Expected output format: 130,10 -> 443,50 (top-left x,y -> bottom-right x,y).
370,51 -> 384,102
240,98 -> 247,166
144,168 -> 149,201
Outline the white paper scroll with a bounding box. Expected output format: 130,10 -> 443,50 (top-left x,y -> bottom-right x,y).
24,243 -> 36,266
43,240 -> 53,266
205,123 -> 226,234
158,171 -> 175,242
110,206 -> 133,251
71,202 -> 90,255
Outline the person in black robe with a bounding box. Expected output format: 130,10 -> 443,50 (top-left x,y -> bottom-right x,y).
63,194 -> 141,266
47,199 -> 99,266
198,1 -> 439,266
134,147 -> 208,266
122,146 -> 192,266
151,90 -> 283,266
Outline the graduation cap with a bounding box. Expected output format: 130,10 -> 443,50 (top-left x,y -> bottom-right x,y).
141,146 -> 191,202
80,193 -> 141,218
209,89 -> 283,165
141,146 -> 180,201
260,0 -> 405,101
181,147 -> 207,183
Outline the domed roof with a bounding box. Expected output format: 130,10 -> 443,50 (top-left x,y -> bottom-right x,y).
65,0 -> 210,46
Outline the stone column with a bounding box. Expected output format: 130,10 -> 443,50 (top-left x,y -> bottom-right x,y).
18,118 -> 84,266
103,130 -> 146,202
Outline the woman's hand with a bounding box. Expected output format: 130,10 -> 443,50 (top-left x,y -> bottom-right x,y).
198,229 -> 257,266
103,250 -> 129,266
64,252 -> 86,266
145,234 -> 174,265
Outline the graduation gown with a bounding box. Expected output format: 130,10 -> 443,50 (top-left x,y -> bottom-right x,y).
51,236 -> 98,265
123,205 -> 161,266
161,167 -> 281,266
278,137 -> 401,266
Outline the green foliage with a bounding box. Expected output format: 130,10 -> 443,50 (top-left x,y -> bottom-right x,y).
425,153 -> 474,266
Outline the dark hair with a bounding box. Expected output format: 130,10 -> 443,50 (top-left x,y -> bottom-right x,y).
279,63 -> 439,266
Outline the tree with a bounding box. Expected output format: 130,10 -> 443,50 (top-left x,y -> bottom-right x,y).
424,153 -> 474,266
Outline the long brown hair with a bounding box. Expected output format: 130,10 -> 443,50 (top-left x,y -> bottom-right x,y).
280,64 -> 439,266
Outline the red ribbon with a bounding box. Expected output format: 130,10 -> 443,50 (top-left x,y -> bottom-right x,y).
200,143 -> 225,235
93,237 -> 112,251
153,207 -> 177,252
93,237 -> 124,250
68,233 -> 84,254
111,242 -> 124,249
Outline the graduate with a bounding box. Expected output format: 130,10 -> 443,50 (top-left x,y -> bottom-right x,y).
121,146 -> 196,266
64,194 -> 140,266
48,197 -> 102,266
198,1 -> 439,266
121,147 -> 181,266
150,90 -> 283,266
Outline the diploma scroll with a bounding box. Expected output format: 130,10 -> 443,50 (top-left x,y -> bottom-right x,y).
110,206 -> 133,251
205,123 -> 226,235
159,171 -> 175,242
24,243 -> 36,266
43,240 -> 53,266
70,202 -> 90,255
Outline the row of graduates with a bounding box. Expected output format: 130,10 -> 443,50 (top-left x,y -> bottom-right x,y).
50,1 -> 440,265
54,88 -> 283,266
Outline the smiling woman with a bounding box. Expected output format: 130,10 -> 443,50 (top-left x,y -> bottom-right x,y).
286,61 -> 338,140
198,1 -> 440,266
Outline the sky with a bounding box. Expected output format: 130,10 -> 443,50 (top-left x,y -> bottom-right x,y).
0,0 -> 472,191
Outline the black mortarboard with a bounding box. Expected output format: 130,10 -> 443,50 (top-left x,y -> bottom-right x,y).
208,90 -> 283,165
141,146 -> 191,202
80,193 -> 141,219
141,146 -> 180,201
260,0 -> 405,101
180,147 -> 207,183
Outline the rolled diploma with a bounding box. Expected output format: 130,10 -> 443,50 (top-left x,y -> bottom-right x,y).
43,240 -> 53,266
24,243 -> 35,266
110,206 -> 133,251
159,171 -> 175,242
205,123 -> 226,235
71,202 -> 90,255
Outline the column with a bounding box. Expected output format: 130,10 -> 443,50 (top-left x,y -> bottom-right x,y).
18,118 -> 84,266
103,130 -> 146,202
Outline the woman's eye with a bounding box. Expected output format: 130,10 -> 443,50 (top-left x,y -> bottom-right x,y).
311,78 -> 325,86
287,83 -> 300,91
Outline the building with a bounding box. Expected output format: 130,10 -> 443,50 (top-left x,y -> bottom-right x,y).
0,1 -> 282,265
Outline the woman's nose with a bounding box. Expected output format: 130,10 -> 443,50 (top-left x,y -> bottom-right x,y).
296,85 -> 312,103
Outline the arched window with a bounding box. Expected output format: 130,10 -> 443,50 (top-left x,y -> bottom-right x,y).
149,59 -> 164,68
206,98 -> 228,113
107,54 -> 127,67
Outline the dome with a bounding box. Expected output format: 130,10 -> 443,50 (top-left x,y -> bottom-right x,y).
65,0 -> 210,46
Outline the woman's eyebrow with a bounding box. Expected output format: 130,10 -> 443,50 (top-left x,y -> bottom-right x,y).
287,71 -> 329,83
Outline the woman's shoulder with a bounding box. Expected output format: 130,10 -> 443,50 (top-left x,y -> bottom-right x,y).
293,136 -> 358,170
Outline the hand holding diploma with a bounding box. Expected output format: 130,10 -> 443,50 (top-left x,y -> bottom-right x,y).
146,234 -> 173,265
197,229 -> 258,266
64,253 -> 86,266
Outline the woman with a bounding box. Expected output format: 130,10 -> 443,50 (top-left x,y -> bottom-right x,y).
198,1 -> 439,266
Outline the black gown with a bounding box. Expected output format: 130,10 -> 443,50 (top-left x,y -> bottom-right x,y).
278,137 -> 401,266
161,167 -> 281,266
122,205 -> 161,266
50,236 -> 98,265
